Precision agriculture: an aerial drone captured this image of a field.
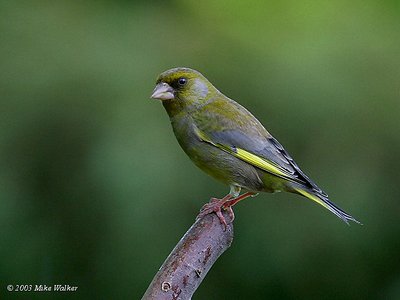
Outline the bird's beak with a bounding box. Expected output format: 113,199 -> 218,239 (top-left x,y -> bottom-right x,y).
150,83 -> 174,100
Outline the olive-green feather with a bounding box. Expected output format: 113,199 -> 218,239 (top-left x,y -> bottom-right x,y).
153,67 -> 360,224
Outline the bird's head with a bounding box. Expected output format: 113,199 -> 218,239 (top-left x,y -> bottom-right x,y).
150,68 -> 217,113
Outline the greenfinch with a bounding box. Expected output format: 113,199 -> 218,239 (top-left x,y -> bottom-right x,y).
151,67 -> 360,226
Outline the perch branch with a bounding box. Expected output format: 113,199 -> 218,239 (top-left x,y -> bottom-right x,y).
141,211 -> 234,300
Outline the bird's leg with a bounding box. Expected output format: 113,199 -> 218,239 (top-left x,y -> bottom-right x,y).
222,192 -> 257,222
196,194 -> 233,230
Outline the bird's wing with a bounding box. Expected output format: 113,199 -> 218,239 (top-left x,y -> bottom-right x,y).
196,124 -> 325,195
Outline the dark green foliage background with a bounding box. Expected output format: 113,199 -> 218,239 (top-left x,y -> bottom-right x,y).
1,1 -> 399,299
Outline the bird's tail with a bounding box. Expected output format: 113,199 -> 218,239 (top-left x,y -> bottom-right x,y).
293,187 -> 361,225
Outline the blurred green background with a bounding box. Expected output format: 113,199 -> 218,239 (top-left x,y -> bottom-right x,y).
1,1 -> 399,299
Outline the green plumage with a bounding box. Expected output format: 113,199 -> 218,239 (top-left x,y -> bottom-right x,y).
151,67 -> 360,224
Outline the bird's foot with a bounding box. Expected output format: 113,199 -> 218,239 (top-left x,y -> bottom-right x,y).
196,194 -> 233,230
196,192 -> 257,230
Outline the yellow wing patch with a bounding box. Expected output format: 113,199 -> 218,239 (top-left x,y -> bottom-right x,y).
234,148 -> 288,177
195,127 -> 212,144
195,127 -> 291,178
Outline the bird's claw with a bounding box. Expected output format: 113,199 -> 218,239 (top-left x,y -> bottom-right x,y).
224,205 -> 235,223
196,192 -> 256,230
196,197 -> 233,231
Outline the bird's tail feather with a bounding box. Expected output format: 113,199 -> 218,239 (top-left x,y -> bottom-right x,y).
294,188 -> 361,225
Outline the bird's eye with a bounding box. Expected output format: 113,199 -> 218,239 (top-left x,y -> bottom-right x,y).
178,77 -> 187,86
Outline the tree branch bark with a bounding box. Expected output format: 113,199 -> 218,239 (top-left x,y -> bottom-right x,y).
141,211 -> 234,300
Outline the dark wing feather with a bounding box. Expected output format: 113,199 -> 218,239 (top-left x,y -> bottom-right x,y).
267,136 -> 327,195
193,96 -> 326,194
204,129 -> 323,191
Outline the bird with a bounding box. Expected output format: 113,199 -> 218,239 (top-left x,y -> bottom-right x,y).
150,67 -> 360,228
